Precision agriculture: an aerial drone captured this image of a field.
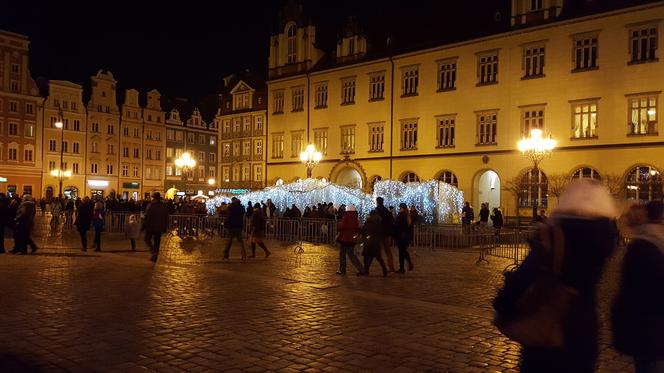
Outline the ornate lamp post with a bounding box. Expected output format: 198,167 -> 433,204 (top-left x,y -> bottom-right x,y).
299,144 -> 322,178
174,152 -> 196,192
54,108 -> 65,198
517,128 -> 556,218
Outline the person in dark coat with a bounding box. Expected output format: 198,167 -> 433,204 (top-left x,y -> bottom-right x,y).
359,210 -> 388,277
12,195 -> 36,255
612,201 -> 664,372
462,201 -> 474,233
75,197 -> 93,251
394,203 -> 414,274
493,180 -> 618,373
223,197 -> 246,260
491,207 -> 504,235
92,200 -> 105,252
143,192 -> 170,262
336,204 -> 363,275
249,203 -> 270,258
375,197 -> 395,272
0,193 -> 8,253
246,201 -> 254,219
479,203 -> 490,226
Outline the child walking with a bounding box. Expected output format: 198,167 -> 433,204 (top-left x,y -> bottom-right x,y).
126,214 -> 140,251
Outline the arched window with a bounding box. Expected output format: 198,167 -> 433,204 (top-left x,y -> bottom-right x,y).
626,165 -> 662,202
519,168 -> 548,208
436,170 -> 458,187
369,175 -> 382,191
287,24 -> 297,64
572,167 -> 601,181
275,178 -> 284,186
401,172 -> 420,183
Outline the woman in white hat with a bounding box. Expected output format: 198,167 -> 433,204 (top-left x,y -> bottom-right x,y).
336,204 -> 364,275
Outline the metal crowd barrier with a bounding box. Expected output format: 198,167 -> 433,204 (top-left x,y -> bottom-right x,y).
95,213 -> 531,267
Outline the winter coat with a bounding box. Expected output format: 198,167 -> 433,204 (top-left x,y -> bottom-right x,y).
462,206 -> 474,224
92,208 -> 105,231
143,200 -> 169,233
491,210 -> 504,228
337,211 -> 360,245
612,224 -> 664,359
250,209 -> 266,239
125,221 -> 141,239
493,216 -> 618,372
361,214 -> 383,257
225,202 -> 245,230
479,207 -> 490,222
15,200 -> 36,233
75,201 -> 93,231
375,205 -> 393,238
394,211 -> 413,246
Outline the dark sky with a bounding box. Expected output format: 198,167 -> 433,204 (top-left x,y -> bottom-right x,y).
1,1 -> 509,99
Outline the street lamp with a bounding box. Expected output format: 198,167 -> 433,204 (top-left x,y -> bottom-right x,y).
174,152 -> 196,195
299,144 -> 322,178
517,128 -> 556,218
54,108 -> 65,198
207,178 -> 215,186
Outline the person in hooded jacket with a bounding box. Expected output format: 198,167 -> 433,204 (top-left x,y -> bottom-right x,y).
394,203 -> 414,274
336,204 -> 364,275
612,200 -> 664,373
493,179 -> 618,373
358,210 -> 388,277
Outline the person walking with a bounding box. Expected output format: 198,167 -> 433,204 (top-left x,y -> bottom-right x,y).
64,198 -> 74,229
126,214 -> 140,252
50,197 -> 62,230
249,202 -> 271,258
394,203 -> 414,274
92,200 -> 105,252
612,200 -> 664,373
493,179 -> 618,373
223,197 -> 247,261
359,210 -> 388,277
143,192 -> 170,262
374,197 -> 395,272
11,195 -> 36,255
75,197 -> 93,251
336,204 -> 364,275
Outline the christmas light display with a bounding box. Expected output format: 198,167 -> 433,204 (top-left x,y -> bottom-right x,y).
206,178 -> 464,223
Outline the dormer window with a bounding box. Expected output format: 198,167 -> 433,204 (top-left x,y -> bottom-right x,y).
233,93 -> 251,110
287,23 -> 297,64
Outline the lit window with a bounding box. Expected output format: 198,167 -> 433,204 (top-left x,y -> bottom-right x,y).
628,94 -> 657,135
572,101 -> 598,138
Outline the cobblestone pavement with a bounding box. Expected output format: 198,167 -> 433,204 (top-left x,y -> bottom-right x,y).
0,219 -> 633,372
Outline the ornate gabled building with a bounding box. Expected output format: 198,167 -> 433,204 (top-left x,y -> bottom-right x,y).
217,73 -> 267,190
42,80 -> 86,199
142,89 -> 166,198
86,70 -> 120,198
119,89 -> 143,200
0,31 -> 42,198
267,0 -> 664,217
164,98 -> 218,197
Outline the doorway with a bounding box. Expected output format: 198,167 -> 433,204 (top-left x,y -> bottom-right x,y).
475,170 -> 501,211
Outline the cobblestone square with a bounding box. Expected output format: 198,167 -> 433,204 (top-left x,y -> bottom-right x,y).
0,223 -> 633,372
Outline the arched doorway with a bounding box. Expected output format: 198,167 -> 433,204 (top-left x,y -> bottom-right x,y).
335,167 -> 363,189
475,170 -> 501,210
64,186 -> 78,199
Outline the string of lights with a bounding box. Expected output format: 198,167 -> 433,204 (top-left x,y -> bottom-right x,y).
206,178 -> 464,223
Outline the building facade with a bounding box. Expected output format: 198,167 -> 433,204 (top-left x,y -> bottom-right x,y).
218,77 -> 267,190
142,89 -> 166,198
0,31 -> 42,198
119,89 -> 143,200
165,102 -> 218,197
42,80 -> 87,199
267,1 -> 664,216
86,70 -> 120,198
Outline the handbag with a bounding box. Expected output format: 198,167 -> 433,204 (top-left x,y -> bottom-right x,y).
494,224 -> 577,348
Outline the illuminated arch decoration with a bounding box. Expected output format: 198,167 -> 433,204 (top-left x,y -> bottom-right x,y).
329,158 -> 367,192
206,178 -> 464,223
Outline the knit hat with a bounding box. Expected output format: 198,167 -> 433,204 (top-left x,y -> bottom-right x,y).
555,179 -> 616,218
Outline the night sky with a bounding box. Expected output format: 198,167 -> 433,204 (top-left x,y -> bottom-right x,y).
2,1 -> 508,99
